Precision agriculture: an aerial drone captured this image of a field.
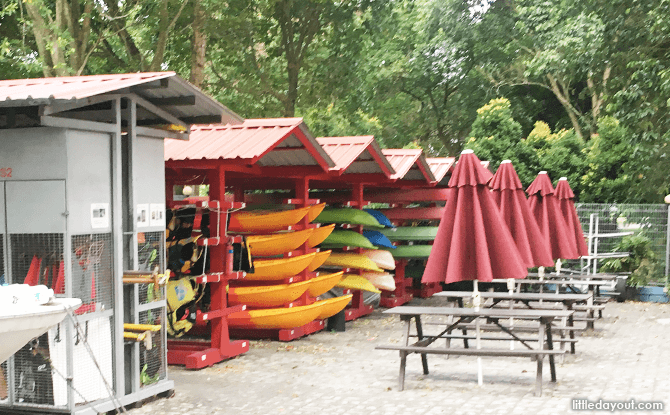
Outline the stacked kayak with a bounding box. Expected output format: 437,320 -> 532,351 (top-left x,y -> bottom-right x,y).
228,294 -> 353,329
229,203 -> 325,233
226,204 -> 351,330
312,207 -> 396,294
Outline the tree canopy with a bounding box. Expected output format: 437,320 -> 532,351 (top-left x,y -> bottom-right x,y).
1,0 -> 669,202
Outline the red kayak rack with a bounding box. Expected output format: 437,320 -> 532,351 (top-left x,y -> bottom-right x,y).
166,193 -> 251,368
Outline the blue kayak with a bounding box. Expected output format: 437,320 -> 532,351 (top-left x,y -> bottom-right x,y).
363,230 -> 396,249
363,209 -> 395,228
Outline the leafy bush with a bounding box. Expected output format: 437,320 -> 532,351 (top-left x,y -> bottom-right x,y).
600,233 -> 664,287
464,98 -> 541,184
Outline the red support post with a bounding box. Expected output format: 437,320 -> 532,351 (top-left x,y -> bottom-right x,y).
167,166 -> 250,369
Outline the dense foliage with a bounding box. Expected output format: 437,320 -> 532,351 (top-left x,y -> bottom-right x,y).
1,0 -> 669,201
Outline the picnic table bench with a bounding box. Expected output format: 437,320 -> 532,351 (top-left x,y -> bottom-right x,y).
435,291 -> 589,353
376,306 -> 573,396
492,277 -> 615,328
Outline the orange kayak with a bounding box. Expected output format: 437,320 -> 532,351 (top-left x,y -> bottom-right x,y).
229,206 -> 311,232
315,294 -> 353,319
307,203 -> 326,222
307,250 -> 332,272
228,280 -> 311,307
227,302 -> 323,329
306,224 -> 335,247
226,294 -> 353,329
307,271 -> 344,297
247,252 -> 316,280
247,228 -> 314,257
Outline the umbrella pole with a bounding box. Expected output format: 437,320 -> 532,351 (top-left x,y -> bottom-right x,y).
473,280 -> 483,386
507,278 -> 515,350
538,266 -> 545,299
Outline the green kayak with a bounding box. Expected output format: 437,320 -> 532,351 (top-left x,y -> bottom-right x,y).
380,227 -> 438,241
314,208 -> 383,228
319,230 -> 377,249
384,244 -> 432,258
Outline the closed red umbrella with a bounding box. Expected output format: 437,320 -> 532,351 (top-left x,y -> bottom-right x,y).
422,150 -> 527,386
526,172 -> 579,260
489,161 -> 554,268
555,177 -> 589,257
422,151 -> 528,285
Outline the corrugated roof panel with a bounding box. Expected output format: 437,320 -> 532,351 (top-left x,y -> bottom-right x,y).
427,157 -> 456,182
165,118 -> 334,168
316,136 -> 395,177
0,72 -> 172,101
316,136 -> 374,170
0,72 -> 241,125
382,149 -> 422,180
382,149 -> 436,183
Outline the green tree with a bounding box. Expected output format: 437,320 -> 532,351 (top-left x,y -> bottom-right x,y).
580,117 -> 635,202
465,98 -> 540,185
359,0 -> 486,154
480,0 -> 613,139
206,0 -> 370,118
526,121 -> 587,198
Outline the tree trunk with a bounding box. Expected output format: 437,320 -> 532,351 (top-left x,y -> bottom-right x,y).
150,0 -> 190,72
587,65 -> 611,135
190,0 -> 207,88
23,1 -> 55,77
285,62 -> 298,117
546,73 -> 584,139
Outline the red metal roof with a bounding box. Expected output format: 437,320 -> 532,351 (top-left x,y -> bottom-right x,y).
426,157 -> 455,182
165,118 -> 335,168
0,72 -> 241,126
0,72 -> 172,102
382,149 -> 436,183
316,136 -> 395,177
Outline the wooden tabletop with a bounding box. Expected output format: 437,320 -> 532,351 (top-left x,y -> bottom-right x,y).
434,291 -> 592,302
527,272 -> 623,280
383,306 -> 574,319
491,279 -> 612,286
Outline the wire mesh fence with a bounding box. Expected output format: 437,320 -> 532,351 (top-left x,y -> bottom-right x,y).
138,231 -> 166,305
8,233 -> 64,407
71,233 -> 113,312
574,203 -> 669,277
139,309 -> 166,387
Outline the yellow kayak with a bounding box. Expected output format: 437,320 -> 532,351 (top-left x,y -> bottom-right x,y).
247,228 -> 314,257
315,294 -> 353,319
229,206 -> 312,232
248,252 -> 316,280
306,224 -> 335,247
336,274 -> 382,293
227,294 -> 354,329
307,203 -> 326,222
307,271 -> 344,297
307,250 -> 332,272
227,303 -> 323,329
228,280 -> 311,307
322,253 -> 384,272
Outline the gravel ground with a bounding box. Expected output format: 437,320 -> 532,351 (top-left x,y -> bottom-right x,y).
125,299 -> 670,415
